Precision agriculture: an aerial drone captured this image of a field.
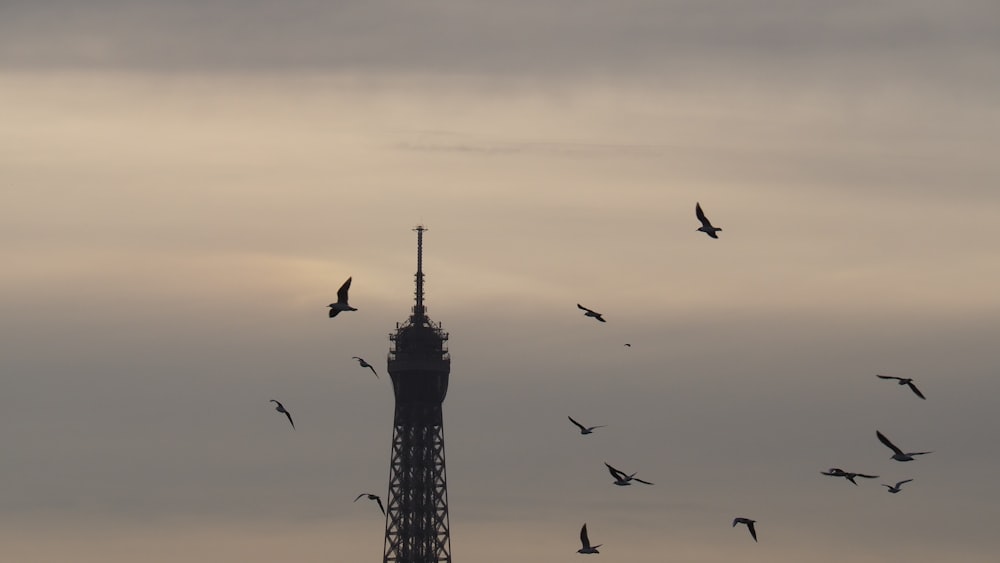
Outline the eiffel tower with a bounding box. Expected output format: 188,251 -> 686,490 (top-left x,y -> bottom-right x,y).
383,226 -> 452,563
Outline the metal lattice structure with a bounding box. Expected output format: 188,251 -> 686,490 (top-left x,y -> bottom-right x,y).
383,226 -> 452,563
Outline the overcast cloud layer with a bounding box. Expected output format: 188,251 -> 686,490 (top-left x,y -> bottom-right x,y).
3,2 -> 1000,562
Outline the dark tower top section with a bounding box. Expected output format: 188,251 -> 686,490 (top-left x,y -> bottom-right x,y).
388,226 -> 451,406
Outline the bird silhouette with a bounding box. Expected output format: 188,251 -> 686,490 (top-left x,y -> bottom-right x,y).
354,493 -> 385,515
577,523 -> 601,554
876,374 -> 926,399
328,277 -> 358,318
577,304 -> 606,323
352,356 -> 378,378
605,461 -> 654,486
821,467 -> 878,485
695,202 -> 722,239
882,479 -> 914,493
269,399 -> 295,429
876,430 -> 931,462
568,416 -> 606,435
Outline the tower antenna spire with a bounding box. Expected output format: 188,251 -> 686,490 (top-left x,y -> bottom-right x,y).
413,225 -> 427,321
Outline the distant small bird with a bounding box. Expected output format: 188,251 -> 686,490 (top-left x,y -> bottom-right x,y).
354,493 -> 385,515
577,523 -> 601,554
605,462 -> 654,486
577,304 -> 606,322
568,415 -> 606,435
269,399 -> 295,429
352,356 -> 378,378
882,479 -> 914,494
328,277 -> 358,318
732,517 -> 757,542
624,343 -> 631,348
876,430 -> 931,462
876,374 -> 926,399
821,467 -> 879,485
695,202 -> 722,239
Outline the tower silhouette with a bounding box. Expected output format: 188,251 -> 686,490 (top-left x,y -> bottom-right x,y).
383,226 -> 453,563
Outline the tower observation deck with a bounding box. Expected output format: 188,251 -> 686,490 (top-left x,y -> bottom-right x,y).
383,226 -> 452,563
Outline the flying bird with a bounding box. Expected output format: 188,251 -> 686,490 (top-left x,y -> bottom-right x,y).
328,277 -> 358,318
695,202 -> 722,239
352,356 -> 378,378
821,467 -> 879,485
882,479 -> 914,494
568,416 -> 606,435
876,430 -> 931,462
354,493 -> 386,515
577,304 -> 606,323
605,462 -> 654,486
732,517 -> 757,542
624,343 -> 632,348
876,374 -> 926,399
577,523 -> 601,554
269,399 -> 295,429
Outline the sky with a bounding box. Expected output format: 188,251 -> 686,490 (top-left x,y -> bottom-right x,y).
3,1 -> 1000,561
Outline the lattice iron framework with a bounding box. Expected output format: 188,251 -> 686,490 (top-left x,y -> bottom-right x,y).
383,226 -> 452,563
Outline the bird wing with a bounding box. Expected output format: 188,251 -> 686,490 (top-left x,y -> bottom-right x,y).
284,411 -> 295,429
896,479 -> 913,487
604,462 -> 625,480
328,308 -> 341,318
747,521 -> 757,542
376,497 -> 385,515
876,374 -> 901,381
695,202 -> 713,228
876,431 -> 904,455
368,365 -> 378,377
580,524 -> 591,549
577,303 -> 592,313
906,381 -> 926,399
633,477 -> 654,485
354,493 -> 367,502
856,473 -> 879,479
568,416 -> 587,431
337,277 -> 353,302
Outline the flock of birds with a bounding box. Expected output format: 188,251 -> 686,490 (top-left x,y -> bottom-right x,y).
567,204 -> 935,553
265,204 -> 933,554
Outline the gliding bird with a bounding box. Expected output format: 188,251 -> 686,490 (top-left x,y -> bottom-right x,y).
882,479 -> 914,494
269,399 -> 295,429
876,374 -> 926,399
605,462 -> 654,486
352,356 -> 378,378
354,493 -> 386,515
577,523 -> 601,554
876,430 -> 931,462
568,416 -> 606,435
328,277 -> 358,318
821,467 -> 878,485
577,304 -> 606,323
732,517 -> 757,542
695,202 -> 722,239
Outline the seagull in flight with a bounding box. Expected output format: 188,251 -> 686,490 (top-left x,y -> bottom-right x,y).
354,493 -> 386,515
876,430 -> 931,462
605,462 -> 654,486
352,356 -> 378,378
328,277 -> 358,318
568,416 -> 606,435
882,479 -> 914,494
577,523 -> 601,554
577,304 -> 606,323
695,202 -> 722,239
732,517 -> 757,542
876,374 -> 926,399
821,468 -> 879,485
269,399 -> 295,429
